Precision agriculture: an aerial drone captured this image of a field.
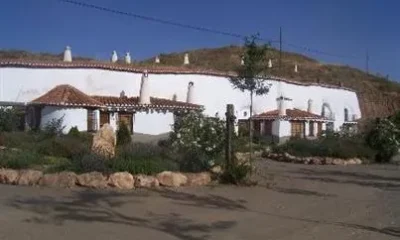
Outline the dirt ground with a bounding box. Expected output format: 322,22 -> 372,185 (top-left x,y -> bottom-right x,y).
0,160 -> 399,240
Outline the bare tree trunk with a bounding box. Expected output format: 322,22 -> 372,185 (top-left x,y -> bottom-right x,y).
249,90 -> 253,162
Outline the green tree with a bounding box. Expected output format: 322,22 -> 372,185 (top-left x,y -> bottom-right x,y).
229,34 -> 272,160
117,122 -> 132,146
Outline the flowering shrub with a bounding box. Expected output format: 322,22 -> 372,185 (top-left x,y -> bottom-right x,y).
366,118 -> 400,162
170,111 -> 225,171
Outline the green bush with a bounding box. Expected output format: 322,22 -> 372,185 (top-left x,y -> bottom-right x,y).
43,117 -> 65,137
110,143 -> 178,175
366,118 -> 400,162
233,136 -> 265,153
220,163 -> 252,185
68,126 -> 80,138
0,108 -> 21,132
0,132 -> 39,151
70,153 -> 108,173
176,149 -> 212,173
170,111 -> 225,171
0,150 -> 45,169
117,122 -> 132,146
36,135 -> 91,159
273,135 -> 376,160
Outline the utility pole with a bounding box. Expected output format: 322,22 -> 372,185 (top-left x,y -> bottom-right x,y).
366,49 -> 369,74
279,27 -> 282,72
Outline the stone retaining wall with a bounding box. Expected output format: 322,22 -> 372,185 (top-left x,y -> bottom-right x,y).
0,169 -> 216,190
266,152 -> 363,165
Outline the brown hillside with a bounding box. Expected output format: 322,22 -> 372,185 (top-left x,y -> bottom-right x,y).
144,46 -> 400,119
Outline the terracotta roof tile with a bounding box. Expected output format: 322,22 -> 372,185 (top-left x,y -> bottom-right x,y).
30,84 -> 103,107
91,95 -> 202,111
252,108 -> 327,121
0,60 -> 355,91
29,84 -> 202,111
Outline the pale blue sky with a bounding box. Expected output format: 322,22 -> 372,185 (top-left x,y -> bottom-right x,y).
0,0 -> 399,80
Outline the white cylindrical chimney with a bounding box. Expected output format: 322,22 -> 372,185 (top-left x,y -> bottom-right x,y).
139,70 -> 151,104
155,56 -> 160,64
184,53 -> 190,65
125,52 -> 131,64
268,59 -> 272,68
186,81 -> 194,103
294,64 -> 298,73
111,51 -> 118,63
307,99 -> 313,113
63,46 -> 72,62
277,96 -> 286,116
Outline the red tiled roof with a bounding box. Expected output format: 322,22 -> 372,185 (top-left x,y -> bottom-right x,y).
91,95 -> 202,111
0,60 -> 355,91
29,85 -> 202,111
252,108 -> 327,121
30,84 -> 103,107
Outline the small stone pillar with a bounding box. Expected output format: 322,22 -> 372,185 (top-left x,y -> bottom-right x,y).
294,64 -> 298,73
268,59 -> 272,68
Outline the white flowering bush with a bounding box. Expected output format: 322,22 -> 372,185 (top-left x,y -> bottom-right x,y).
170,111 -> 225,172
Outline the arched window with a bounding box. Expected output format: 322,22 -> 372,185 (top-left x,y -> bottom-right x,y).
344,108 -> 349,122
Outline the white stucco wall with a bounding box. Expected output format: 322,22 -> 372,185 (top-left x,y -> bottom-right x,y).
40,106 -> 87,134
134,112 -> 174,135
0,67 -> 362,134
108,112 -> 118,132
272,120 -> 291,138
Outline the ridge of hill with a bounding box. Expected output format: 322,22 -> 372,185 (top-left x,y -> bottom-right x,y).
143,45 -> 400,119
1,46 -> 399,119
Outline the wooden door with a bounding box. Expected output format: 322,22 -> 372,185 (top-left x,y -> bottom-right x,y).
118,113 -> 133,133
100,112 -> 109,128
318,122 -> 323,135
309,121 -> 314,136
291,121 -> 305,138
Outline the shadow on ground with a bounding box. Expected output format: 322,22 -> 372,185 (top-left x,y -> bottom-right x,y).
6,161 -> 400,239
6,188 -> 241,240
255,210 -> 400,238
292,168 -> 400,191
270,187 -> 336,197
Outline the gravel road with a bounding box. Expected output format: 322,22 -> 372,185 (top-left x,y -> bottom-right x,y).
0,160 -> 399,240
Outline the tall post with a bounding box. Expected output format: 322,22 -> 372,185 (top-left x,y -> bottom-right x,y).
225,104 -> 235,169
279,27 -> 282,72
366,49 -> 369,74
249,91 -> 253,162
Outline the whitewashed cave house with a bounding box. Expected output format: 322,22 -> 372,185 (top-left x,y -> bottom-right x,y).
0,46 -> 361,137
245,91 -> 358,143
26,71 -> 202,134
